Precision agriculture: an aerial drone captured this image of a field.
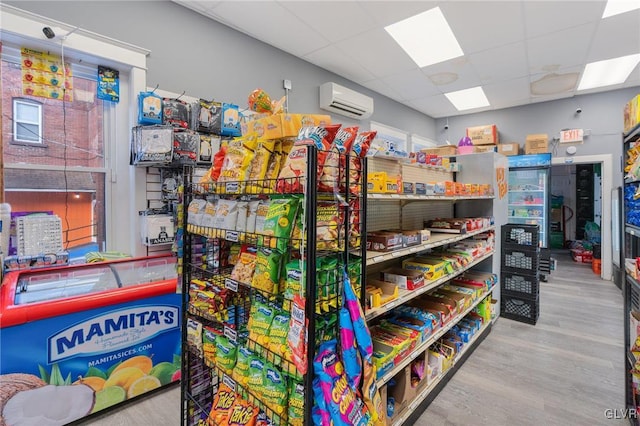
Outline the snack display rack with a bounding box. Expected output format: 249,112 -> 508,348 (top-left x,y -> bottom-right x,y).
179,146 -> 367,425
623,124 -> 640,423
365,152 -> 508,425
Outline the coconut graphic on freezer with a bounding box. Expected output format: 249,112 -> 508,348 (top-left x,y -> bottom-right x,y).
0,355 -> 179,425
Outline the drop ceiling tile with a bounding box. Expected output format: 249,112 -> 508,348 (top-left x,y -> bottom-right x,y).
205,2 -> 330,57
421,57 -> 482,93
527,22 -> 598,74
303,45 -> 376,84
359,79 -> 403,102
483,77 -> 532,108
469,41 -> 529,84
357,1 -> 438,27
441,1 -> 525,54
529,65 -> 583,97
333,28 -> 419,79
407,94 -> 458,118
523,1 -> 605,39
280,2 -> 377,43
587,9 -> 640,62
381,69 -> 441,101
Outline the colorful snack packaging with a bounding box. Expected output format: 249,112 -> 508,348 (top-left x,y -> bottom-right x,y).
251,248 -> 283,294
227,399 -> 259,426
262,140 -> 283,193
288,295 -> 308,375
316,202 -> 341,251
246,200 -> 260,234
187,318 -> 203,356
187,199 -> 207,230
340,306 -> 361,388
263,364 -> 288,414
254,201 -> 270,235
288,380 -> 305,426
208,383 -> 237,426
318,126 -> 358,193
346,131 -> 376,193
247,357 -> 265,388
215,335 -> 237,374
284,259 -> 304,300
267,311 -> 290,359
209,145 -> 228,183
312,378 -> 333,426
276,124 -> 342,193
313,340 -> 372,426
261,197 -> 299,251
202,326 -> 219,363
248,301 -> 275,346
230,245 -> 257,283
219,135 -> 258,192
232,346 -> 254,386
235,202 -> 249,233
215,199 -> 239,231
247,139 -> 276,192
362,361 -> 385,426
343,271 -> 373,362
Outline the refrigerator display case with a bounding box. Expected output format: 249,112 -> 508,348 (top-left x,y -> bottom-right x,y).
0,255 -> 181,426
507,153 -> 552,248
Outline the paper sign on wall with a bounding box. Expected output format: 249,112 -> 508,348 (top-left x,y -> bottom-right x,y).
21,47 -> 73,101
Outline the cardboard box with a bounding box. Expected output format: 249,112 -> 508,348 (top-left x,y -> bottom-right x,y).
402,181 -> 415,194
367,172 -> 388,193
466,124 -> 499,145
243,113 -> 331,139
382,267 -> 425,290
402,257 -> 448,281
473,145 -> 496,153
387,366 -> 416,417
525,134 -> 549,154
497,143 -> 520,156
420,145 -> 457,156
366,279 -> 399,308
385,179 -> 400,194
624,94 -> 640,134
367,232 -> 403,252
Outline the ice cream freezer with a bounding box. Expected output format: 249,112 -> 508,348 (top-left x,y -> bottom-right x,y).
0,254 -> 181,426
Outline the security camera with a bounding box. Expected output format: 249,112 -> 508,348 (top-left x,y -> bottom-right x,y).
444,124 -> 449,130
42,27 -> 56,39
576,107 -> 582,114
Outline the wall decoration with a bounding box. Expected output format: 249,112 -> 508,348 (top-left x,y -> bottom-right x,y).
21,47 -> 72,101
97,66 -> 119,102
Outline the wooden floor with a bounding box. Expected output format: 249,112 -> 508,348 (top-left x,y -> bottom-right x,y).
77,252 -> 624,425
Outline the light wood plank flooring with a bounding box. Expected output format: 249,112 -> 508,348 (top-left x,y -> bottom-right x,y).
76,252 -> 624,425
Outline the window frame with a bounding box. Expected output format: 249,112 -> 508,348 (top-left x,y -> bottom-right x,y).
12,97 -> 43,145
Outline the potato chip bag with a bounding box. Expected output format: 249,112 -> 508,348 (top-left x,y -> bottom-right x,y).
236,202 -> 249,233
187,318 -> 203,356
262,197 -> 299,251
346,131 -> 376,193
263,364 -> 288,415
248,301 -> 275,346
251,248 -> 283,294
215,199 -> 239,231
247,357 -> 266,388
280,138 -> 295,169
187,199 -> 207,230
288,380 -> 305,426
316,202 -> 341,251
276,124 -> 342,193
219,135 -> 258,192
262,140 -> 282,193
215,335 -> 237,374
226,398 -> 259,426
318,126 -> 358,193
231,245 -> 257,284
267,311 -> 290,358
232,346 -> 254,386
247,139 -> 276,192
246,201 -> 261,234
203,326 -> 219,363
254,201 -> 270,235
284,259 -> 305,300
208,384 -> 237,426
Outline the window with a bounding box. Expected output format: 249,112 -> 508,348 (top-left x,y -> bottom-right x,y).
12,98 -> 42,144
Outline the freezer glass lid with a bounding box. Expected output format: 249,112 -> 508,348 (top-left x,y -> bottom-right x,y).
13,265 -> 118,305
110,257 -> 176,287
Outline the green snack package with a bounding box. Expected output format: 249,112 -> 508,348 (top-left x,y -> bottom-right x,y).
262,197 -> 299,251
268,311 -> 290,360
251,248 -> 283,294
263,364 -> 288,416
231,346 -> 253,386
288,380 -> 305,426
248,301 -> 275,347
247,357 -> 265,388
214,335 -> 237,374
284,259 -> 305,300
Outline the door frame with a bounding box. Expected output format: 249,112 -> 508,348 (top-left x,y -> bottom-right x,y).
552,154 -> 612,280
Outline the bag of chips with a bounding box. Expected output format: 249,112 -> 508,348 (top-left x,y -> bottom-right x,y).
346,131 -> 376,193
226,398 -> 259,426
316,202 -> 341,251
284,259 -> 304,300
230,245 -> 257,284
318,126 -> 358,193
232,346 -> 254,386
276,124 -> 342,193
288,380 -> 305,426
248,301 -> 275,346
219,135 -> 258,192
247,139 -> 276,193
267,311 -> 290,359
261,197 -> 299,251
262,140 -> 283,193
215,335 -> 237,374
251,248 -> 283,294
208,383 -> 237,426
263,364 -> 288,415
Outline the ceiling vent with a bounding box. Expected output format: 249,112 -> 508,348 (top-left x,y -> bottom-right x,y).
319,82 -> 374,120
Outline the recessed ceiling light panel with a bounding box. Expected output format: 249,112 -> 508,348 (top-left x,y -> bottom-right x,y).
602,0 -> 640,18
444,86 -> 490,111
578,54 -> 640,91
385,7 -> 464,68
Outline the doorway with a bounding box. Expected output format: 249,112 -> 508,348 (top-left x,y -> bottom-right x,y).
551,155 -> 612,280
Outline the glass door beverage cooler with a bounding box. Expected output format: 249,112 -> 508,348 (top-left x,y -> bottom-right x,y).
507,153 -> 552,248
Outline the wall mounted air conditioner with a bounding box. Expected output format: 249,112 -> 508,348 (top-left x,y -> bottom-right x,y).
319,82 -> 374,120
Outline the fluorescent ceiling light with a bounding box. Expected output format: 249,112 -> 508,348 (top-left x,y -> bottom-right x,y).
385,7 -> 463,68
444,86 -> 490,111
577,54 -> 640,90
602,0 -> 640,18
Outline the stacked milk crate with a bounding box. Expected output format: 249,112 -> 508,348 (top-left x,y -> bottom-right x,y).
500,224 -> 540,325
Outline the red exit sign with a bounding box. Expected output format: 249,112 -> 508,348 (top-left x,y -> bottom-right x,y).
560,128 -> 583,144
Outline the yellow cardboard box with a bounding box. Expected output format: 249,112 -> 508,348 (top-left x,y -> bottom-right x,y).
243,113 -> 331,139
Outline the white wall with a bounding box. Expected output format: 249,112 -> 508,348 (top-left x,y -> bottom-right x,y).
7,1 -> 437,138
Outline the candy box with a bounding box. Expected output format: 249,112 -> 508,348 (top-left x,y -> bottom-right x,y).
367,172 -> 388,193
402,257 -> 448,281
419,294 -> 460,315
434,288 -> 470,311
367,231 -> 403,252
409,299 -> 452,325
385,178 -> 400,194
415,182 -> 427,195
366,279 -> 399,308
243,113 -> 331,139
381,267 -> 425,290
402,181 -> 415,194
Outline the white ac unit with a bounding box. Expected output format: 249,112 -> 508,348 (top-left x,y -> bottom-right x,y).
319,82 -> 374,120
